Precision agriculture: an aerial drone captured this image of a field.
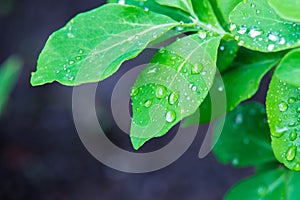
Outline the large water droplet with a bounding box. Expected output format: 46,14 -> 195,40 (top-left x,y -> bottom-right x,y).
169,92 -> 179,105
130,87 -> 139,97
286,145 -> 297,161
166,110 -> 176,123
155,85 -> 167,99
278,102 -> 288,112
288,97 -> 296,104
198,30 -> 207,39
272,126 -> 288,137
290,130 -> 297,141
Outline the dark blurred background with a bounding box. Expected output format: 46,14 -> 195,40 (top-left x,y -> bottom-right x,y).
0,0 -> 254,199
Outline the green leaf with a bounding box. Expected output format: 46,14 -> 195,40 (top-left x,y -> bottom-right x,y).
266,76 -> 300,171
229,0 -> 300,52
216,38 -> 239,73
113,0 -> 192,23
276,49 -> 300,87
267,0 -> 300,22
216,0 -> 241,23
192,0 -> 223,30
0,56 -> 22,115
30,4 -> 180,86
225,168 -> 300,200
184,49 -> 281,125
213,102 -> 276,167
130,33 -> 221,149
154,0 -> 193,14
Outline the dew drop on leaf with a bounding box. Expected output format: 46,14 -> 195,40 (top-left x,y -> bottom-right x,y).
294,163 -> 300,171
191,63 -> 203,74
272,126 -> 288,137
289,130 -> 297,141
267,44 -> 275,51
130,87 -> 139,97
286,145 -> 297,161
169,92 -> 179,105
278,101 -> 288,111
165,110 -> 176,123
155,85 -> 167,99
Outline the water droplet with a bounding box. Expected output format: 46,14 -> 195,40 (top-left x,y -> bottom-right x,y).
237,27 -> 247,35
268,34 -> 278,41
249,29 -> 262,38
232,158 -> 239,166
69,60 -> 75,65
289,121 -> 296,127
79,50 -> 83,54
130,87 -> 139,97
76,56 -> 82,61
144,100 -> 152,108
286,145 -> 297,161
166,110 -> 176,123
296,106 -> 300,113
294,163 -> 300,171
267,44 -> 275,51
144,7 -> 149,11
288,97 -> 296,104
169,92 -> 179,105
229,23 -> 237,31
176,26 -> 184,31
68,76 -> 74,81
238,40 -> 244,46
251,3 -> 255,8
55,70 -> 60,74
118,0 -> 125,5
235,113 -> 243,125
191,86 -> 197,91
198,30 -> 207,39
273,126 -> 288,137
278,102 -> 288,111
290,130 -> 297,141
279,38 -> 286,44
256,10 -> 260,14
218,86 -> 224,92
191,63 -> 203,74
155,85 -> 167,99
219,46 -> 225,51
257,185 -> 268,197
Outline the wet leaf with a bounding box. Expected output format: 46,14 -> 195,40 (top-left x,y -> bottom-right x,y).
267,0 -> 300,22
216,39 -> 239,73
225,168 -> 300,200
154,0 -> 193,14
130,33 -> 221,149
30,4 -> 179,86
213,102 -> 276,167
229,0 -> 300,52
276,49 -> 300,87
0,56 -> 22,115
266,76 -> 300,171
184,49 -> 281,124
216,0 -> 241,23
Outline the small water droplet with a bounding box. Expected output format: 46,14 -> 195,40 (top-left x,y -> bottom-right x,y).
79,50 -> 83,54
296,106 -> 300,113
257,185 -> 268,197
169,92 -> 179,105
229,23 -> 237,31
278,102 -> 288,111
219,46 -> 225,51
288,97 -> 296,104
267,44 -> 275,51
130,87 -> 139,97
69,60 -> 75,65
256,9 -> 260,14
235,113 -> 243,125
76,56 -> 82,61
237,27 -> 247,35
191,63 -> 203,74
198,30 -> 207,39
191,86 -> 197,91
144,7 -> 149,11
155,85 -> 167,99
290,130 -> 297,141
55,70 -> 60,74
249,29 -> 262,38
166,110 -> 176,123
251,3 -> 255,8
268,34 -> 278,41
218,86 -> 224,92
232,158 -> 239,166
279,38 -> 286,45
144,100 -> 152,108
68,76 -> 74,81
294,163 -> 300,171
286,145 -> 297,161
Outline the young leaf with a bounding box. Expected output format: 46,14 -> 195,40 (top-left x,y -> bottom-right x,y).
130,33 -> 221,149
266,76 -> 300,171
184,49 -> 281,125
30,4 -> 180,86
229,0 -> 300,52
276,49 -> 300,87
267,0 -> 300,22
213,102 -> 276,167
0,56 -> 22,115
225,168 -> 300,200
